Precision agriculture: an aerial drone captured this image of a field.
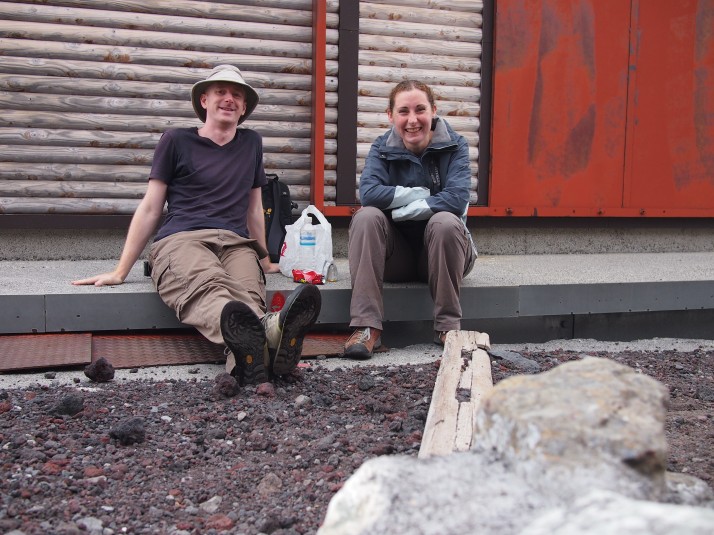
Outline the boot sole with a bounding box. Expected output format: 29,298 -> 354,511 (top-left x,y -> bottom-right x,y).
220,301 -> 267,385
271,285 -> 321,376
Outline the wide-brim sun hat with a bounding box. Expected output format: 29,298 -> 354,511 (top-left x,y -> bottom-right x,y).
191,65 -> 259,124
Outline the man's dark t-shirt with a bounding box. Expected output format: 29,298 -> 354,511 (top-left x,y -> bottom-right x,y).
150,127 -> 267,242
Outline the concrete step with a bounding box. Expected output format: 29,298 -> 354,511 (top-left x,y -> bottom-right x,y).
1,252 -> 713,345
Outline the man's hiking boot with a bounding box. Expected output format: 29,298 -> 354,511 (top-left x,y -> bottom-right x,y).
220,301 -> 268,385
343,327 -> 382,360
262,284 -> 321,377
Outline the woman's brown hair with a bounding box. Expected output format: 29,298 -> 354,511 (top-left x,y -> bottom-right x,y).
387,80 -> 436,113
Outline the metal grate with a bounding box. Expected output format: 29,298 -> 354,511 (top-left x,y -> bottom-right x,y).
0,331 -> 355,373
0,333 -> 92,372
301,332 -> 350,357
92,334 -> 225,369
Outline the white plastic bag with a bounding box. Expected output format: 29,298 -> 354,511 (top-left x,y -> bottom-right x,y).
279,205 -> 333,277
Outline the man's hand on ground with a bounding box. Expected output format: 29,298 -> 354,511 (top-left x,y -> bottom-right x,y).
72,272 -> 125,287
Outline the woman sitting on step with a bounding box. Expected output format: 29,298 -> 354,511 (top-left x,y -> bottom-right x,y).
344,80 -> 478,359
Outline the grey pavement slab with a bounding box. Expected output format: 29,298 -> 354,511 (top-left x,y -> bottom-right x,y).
2,252 -> 714,295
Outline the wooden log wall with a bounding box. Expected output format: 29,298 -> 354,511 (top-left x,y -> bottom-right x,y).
327,0 -> 483,206
0,0 -> 341,216
0,0 -> 484,216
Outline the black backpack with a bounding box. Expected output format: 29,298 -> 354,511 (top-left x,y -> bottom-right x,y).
262,173 -> 297,263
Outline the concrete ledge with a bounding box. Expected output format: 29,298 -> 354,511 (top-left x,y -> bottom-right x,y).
1,253 -> 713,343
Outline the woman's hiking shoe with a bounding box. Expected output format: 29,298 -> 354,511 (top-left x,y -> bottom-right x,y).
343,327 -> 382,360
220,301 -> 268,385
434,330 -> 449,346
262,284 -> 321,377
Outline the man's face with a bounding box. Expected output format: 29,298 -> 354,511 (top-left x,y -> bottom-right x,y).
387,88 -> 436,155
201,82 -> 247,125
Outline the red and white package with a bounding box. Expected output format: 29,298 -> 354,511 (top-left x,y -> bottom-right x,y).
292,269 -> 324,285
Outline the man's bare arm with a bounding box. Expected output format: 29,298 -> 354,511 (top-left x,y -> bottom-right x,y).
246,186 -> 280,274
72,179 -> 168,286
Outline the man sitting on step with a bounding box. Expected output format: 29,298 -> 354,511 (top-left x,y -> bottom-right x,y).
73,65 -> 321,385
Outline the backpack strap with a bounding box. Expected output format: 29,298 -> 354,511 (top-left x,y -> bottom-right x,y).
266,176 -> 284,262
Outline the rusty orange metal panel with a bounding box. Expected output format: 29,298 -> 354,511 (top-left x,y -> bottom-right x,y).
625,0 -> 714,210
490,0 -> 631,214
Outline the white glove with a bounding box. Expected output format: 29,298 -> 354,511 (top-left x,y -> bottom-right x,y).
387,186 -> 430,209
391,198 -> 434,222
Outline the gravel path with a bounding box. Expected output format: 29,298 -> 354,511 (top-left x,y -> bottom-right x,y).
1,338 -> 712,534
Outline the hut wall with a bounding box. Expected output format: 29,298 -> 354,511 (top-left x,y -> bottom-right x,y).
0,0 -> 484,216
323,0 -> 483,207
0,0 -> 339,215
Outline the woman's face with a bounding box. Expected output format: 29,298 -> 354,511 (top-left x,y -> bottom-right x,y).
387,88 -> 436,155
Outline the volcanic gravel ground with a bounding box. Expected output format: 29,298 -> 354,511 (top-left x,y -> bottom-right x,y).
1,347 -> 712,534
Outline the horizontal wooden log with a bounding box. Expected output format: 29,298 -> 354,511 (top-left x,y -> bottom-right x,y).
213,0 -> 341,14
17,0 -> 317,27
322,155 -> 338,171
323,186 -> 336,202
366,0 -> 482,13
0,163 -> 149,183
258,169 -> 315,185
0,38 -> 328,75
359,18 -> 482,43
0,4 -> 315,42
200,0 -> 325,10
323,171 -> 337,187
265,137 -> 315,155
361,2 -> 482,28
324,124 -> 338,139
0,162 -> 316,186
0,197 -> 141,215
0,111 -> 315,138
0,128 -> 161,149
358,66 -> 481,88
360,33 -> 477,57
0,128 -> 327,155
0,57 -> 320,91
359,50 -> 480,72
0,179 -> 314,203
0,180 -> 146,199
265,153 -> 315,170
325,108 -> 339,124
0,178 -> 315,201
0,92 -> 314,122
0,145 -> 154,165
0,75 -> 323,108
0,20 -> 339,58
0,110 -> 195,133
0,145 -> 318,170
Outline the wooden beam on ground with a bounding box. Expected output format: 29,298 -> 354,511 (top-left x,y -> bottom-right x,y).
419,330 -> 493,458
